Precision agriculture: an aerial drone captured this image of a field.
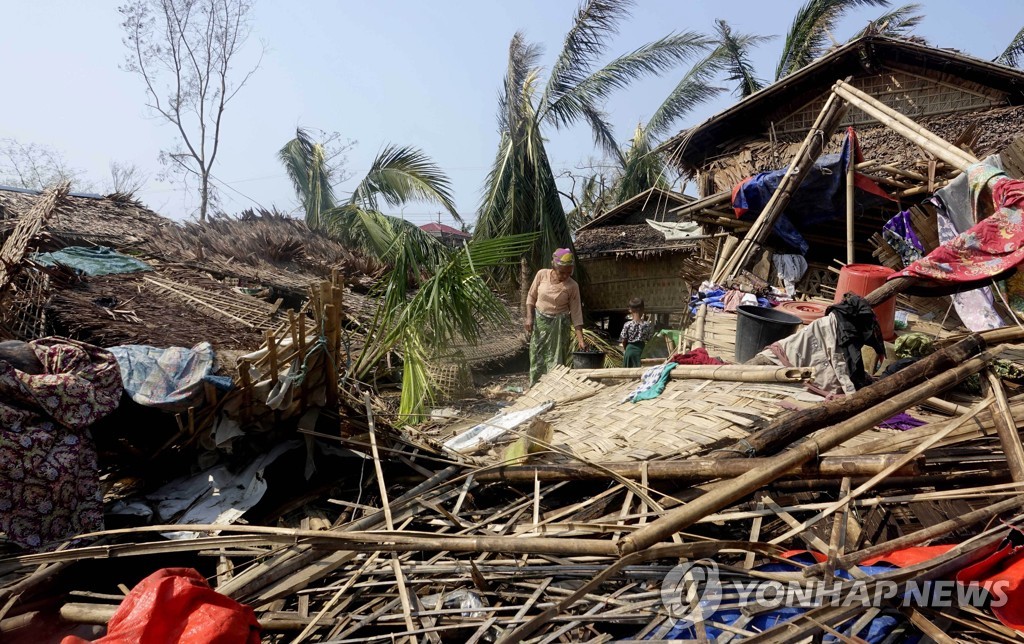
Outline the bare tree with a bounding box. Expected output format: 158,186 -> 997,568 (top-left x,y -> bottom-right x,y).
107,161 -> 150,196
0,139 -> 90,191
119,0 -> 263,221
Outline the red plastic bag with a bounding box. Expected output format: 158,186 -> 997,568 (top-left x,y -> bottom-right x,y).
62,568 -> 260,644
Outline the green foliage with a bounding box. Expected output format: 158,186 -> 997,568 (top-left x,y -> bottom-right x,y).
852,4 -> 924,40
776,0 -> 890,80
713,20 -> 775,97
996,27 -> 1024,68
279,128 -> 336,229
476,0 -> 713,284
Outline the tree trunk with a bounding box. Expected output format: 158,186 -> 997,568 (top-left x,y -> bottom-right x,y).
199,171 -> 210,223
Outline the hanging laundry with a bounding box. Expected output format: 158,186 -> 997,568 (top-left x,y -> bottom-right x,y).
881,210 -> 923,266
772,254 -> 808,296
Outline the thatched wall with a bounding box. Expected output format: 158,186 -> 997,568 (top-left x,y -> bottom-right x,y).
582,253 -> 691,314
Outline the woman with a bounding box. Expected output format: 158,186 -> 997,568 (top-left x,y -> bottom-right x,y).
525,248 -> 586,385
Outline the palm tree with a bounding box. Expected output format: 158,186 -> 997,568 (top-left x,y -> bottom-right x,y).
475,0 -> 713,282
279,128 -> 535,422
714,19 -> 775,98
851,3 -> 924,40
996,27 -> 1024,68
612,45 -> 727,203
776,0 -> 890,80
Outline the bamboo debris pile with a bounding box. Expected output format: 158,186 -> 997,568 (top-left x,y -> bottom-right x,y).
7,67 -> 1024,644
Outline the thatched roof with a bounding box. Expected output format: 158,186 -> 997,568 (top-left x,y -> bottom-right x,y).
0,187 -> 169,250
576,187 -> 693,232
698,105 -> 1024,195
575,223 -> 696,256
663,36 -> 1024,173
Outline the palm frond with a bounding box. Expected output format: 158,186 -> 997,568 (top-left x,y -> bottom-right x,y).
540,0 -> 633,113
852,3 -> 924,39
714,19 -> 775,97
542,31 -> 714,131
996,26 -> 1024,67
279,128 -> 336,229
348,144 -> 460,222
644,49 -> 724,140
499,33 -> 545,134
615,122 -> 670,203
776,0 -> 890,80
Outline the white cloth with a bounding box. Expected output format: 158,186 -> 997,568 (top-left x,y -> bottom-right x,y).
646,219 -> 702,240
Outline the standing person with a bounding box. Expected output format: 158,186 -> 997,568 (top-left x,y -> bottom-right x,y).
619,297 -> 653,368
525,248 -> 586,385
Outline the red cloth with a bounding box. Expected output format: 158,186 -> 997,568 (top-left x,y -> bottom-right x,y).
894,164 -> 1024,286
669,348 -> 726,365
62,568 -> 260,644
784,533 -> 1024,631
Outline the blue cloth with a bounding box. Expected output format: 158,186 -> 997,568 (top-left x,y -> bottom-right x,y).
109,342 -> 215,411
33,246 -> 152,276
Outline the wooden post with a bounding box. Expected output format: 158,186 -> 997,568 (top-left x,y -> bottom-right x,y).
985,369 -> 1024,482
617,350 -> 996,555
717,86 -> 851,281
266,330 -> 278,385
846,143 -> 856,264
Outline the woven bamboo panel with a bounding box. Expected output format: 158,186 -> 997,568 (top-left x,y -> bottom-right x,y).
508,365 -> 606,412
582,255 -> 690,313
682,308 -> 739,362
543,379 -> 806,462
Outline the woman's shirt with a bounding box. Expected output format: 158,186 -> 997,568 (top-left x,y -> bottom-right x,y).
527,269 -> 584,326
619,319 -> 653,344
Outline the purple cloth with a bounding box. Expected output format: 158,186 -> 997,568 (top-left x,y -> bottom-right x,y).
878,412 -> 926,431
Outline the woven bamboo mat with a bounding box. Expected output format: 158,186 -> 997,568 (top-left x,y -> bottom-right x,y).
683,308 -> 738,362
541,378 -> 807,462
508,365 -> 606,412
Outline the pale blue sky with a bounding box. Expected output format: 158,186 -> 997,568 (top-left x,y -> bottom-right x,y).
1,1 -> 1021,226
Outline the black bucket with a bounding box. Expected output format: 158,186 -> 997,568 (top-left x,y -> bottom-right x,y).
734,305 -> 802,363
572,350 -> 606,370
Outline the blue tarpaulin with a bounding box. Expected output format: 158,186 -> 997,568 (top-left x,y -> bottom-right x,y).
33,246 -> 152,276
731,128 -> 892,253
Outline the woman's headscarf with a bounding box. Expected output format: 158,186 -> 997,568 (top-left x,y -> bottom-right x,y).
552,248 -> 574,267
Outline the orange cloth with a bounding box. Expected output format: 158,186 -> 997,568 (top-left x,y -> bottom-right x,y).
527,269 -> 583,327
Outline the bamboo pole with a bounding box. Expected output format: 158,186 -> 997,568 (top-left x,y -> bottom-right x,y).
985,368 -> 1024,482
832,80 -> 978,170
472,455 -> 923,483
846,148 -> 856,264
573,365 -> 812,383
714,334 -> 985,459
717,86 -> 851,281
617,350 -> 996,555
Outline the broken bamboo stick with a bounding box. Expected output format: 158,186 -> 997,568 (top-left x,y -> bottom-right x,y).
573,365 -> 812,383
617,349 -> 996,555
472,455 -> 923,483
832,80 -> 978,170
984,368 -> 1024,482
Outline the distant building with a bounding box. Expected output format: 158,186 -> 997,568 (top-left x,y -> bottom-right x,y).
420,222 -> 471,248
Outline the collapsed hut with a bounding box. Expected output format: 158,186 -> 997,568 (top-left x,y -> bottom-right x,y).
9,36 -> 1024,644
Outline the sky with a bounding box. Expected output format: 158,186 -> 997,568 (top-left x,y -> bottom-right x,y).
1,0 -> 1022,228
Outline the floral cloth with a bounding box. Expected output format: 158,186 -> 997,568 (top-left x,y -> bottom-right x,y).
894,163 -> 1024,288
619,319 -> 653,345
882,210 -> 924,267
0,338 -> 122,550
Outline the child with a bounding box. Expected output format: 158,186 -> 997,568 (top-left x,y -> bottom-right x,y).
619,297 -> 653,368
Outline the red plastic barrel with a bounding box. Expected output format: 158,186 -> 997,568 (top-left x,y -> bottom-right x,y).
834,264 -> 896,341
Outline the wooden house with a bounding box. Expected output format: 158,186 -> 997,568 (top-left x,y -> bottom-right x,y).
661,35 -> 1024,295
574,187 -> 700,333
